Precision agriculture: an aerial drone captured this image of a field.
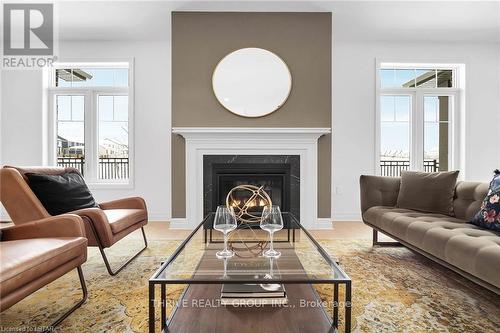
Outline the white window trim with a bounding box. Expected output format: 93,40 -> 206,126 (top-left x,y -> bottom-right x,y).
46,59 -> 135,189
375,60 -> 465,177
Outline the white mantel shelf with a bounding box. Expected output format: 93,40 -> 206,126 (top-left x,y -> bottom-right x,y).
171,127 -> 332,230
172,127 -> 331,134
172,127 -> 331,141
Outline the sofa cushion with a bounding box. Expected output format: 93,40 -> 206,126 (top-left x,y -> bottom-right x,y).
364,206 -> 500,288
453,181 -> 489,220
363,206 -> 466,240
469,170 -> 500,231
104,209 -> 147,234
0,237 -> 87,296
26,171 -> 97,215
396,170 -> 459,216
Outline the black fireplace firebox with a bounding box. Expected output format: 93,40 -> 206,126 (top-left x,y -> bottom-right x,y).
216,163 -> 288,215
203,155 -> 300,221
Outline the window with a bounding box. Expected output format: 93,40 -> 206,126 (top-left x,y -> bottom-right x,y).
377,63 -> 462,176
48,62 -> 133,185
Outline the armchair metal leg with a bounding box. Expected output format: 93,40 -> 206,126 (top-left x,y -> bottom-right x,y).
372,229 -> 403,247
42,266 -> 88,333
92,225 -> 148,276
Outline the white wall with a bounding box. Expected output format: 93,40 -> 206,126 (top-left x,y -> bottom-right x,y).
1,40 -> 171,221
1,71 -> 44,165
332,41 -> 500,220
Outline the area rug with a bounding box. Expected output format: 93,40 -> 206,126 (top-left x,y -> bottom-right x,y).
1,238 -> 499,333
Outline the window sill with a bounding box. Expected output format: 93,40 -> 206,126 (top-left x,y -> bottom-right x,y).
87,182 -> 134,190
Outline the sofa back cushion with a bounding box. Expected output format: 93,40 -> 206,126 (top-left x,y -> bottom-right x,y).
453,181 -> 489,220
25,172 -> 97,215
396,170 -> 459,216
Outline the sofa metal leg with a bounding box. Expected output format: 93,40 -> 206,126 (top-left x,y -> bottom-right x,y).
372,229 -> 403,247
96,226 -> 148,276
42,266 -> 88,332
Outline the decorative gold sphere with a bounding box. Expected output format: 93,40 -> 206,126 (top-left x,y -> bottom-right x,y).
225,184 -> 272,225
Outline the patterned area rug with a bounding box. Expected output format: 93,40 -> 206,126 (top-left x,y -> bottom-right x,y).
1,238 -> 499,333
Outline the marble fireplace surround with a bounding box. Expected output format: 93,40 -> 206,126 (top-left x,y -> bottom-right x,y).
171,127 -> 331,229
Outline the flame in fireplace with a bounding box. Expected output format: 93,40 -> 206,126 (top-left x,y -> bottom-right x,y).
230,199 -> 241,207
229,198 -> 267,208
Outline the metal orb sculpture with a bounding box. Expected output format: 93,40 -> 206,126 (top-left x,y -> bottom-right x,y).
226,184 -> 272,258
225,184 -> 272,225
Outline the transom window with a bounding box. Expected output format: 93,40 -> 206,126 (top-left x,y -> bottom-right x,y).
377,63 -> 463,177
48,62 -> 133,185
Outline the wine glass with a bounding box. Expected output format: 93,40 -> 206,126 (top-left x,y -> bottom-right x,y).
213,205 -> 237,259
260,205 -> 284,258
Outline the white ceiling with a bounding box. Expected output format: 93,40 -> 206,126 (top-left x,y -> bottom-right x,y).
57,1 -> 500,43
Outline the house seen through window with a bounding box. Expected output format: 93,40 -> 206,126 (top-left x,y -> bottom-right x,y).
50,63 -> 132,184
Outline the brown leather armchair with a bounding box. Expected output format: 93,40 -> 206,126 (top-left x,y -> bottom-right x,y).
0,166 -> 148,275
0,214 -> 88,331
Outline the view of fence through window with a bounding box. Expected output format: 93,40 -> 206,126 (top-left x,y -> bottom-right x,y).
380,95 -> 411,176
379,66 -> 455,176
54,65 -> 130,181
98,95 -> 129,179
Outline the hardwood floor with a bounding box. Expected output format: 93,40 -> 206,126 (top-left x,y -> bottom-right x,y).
123,221 -> 396,241
0,220 -> 396,241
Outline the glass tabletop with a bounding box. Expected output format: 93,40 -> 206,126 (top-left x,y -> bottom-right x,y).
150,213 -> 350,284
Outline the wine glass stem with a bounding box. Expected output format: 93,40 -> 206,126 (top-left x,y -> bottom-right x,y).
269,231 -> 274,252
224,232 -> 228,252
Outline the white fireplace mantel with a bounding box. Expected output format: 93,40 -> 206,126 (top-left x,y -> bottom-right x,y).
171,127 -> 332,229
172,127 -> 330,140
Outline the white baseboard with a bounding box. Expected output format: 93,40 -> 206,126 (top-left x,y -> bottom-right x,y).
147,212 -> 170,222
332,212 -> 362,221
169,218 -> 191,229
310,218 -> 333,230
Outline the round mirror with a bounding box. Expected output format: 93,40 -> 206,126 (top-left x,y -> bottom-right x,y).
212,48 -> 292,118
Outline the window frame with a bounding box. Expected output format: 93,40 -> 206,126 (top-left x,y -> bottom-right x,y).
375,61 -> 464,176
47,60 -> 134,188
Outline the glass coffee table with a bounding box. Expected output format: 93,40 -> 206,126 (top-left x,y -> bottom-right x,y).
149,213 -> 351,333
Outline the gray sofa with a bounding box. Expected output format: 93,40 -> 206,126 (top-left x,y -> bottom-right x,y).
360,175 -> 500,295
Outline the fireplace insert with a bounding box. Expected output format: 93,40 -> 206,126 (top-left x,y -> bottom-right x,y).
203,155 -> 300,222
216,163 -> 288,216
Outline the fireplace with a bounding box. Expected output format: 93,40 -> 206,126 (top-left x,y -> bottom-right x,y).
173,127 -> 330,228
203,155 -> 300,221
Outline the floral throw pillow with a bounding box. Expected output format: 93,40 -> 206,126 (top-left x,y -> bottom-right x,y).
470,170 -> 500,231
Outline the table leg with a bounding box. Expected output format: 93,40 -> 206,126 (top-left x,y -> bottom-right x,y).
333,283 -> 339,328
161,284 -> 166,330
149,283 -> 155,333
345,281 -> 352,333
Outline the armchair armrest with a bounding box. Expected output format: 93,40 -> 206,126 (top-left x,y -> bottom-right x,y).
360,175 -> 401,215
99,197 -> 147,210
1,214 -> 85,241
68,207 -> 112,245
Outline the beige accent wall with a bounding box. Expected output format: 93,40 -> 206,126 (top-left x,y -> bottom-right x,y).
172,12 -> 332,218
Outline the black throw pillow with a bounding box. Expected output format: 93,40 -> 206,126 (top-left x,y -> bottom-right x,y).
26,171 -> 97,215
